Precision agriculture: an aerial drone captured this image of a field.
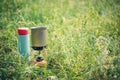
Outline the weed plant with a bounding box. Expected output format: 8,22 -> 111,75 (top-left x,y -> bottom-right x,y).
0,0 -> 120,80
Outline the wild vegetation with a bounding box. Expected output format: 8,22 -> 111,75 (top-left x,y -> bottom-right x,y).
0,0 -> 120,80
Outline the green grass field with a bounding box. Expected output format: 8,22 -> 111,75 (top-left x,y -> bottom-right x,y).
0,0 -> 120,80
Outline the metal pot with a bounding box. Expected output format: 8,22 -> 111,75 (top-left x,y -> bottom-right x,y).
31,27 -> 47,50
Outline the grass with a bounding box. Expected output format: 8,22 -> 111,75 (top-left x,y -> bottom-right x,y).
0,0 -> 120,80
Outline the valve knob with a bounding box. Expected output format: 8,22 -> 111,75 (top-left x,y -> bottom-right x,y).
35,56 -> 47,68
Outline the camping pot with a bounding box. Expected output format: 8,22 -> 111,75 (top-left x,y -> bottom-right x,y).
31,27 -> 47,50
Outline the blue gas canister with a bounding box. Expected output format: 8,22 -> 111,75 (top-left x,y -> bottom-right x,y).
18,28 -> 30,60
